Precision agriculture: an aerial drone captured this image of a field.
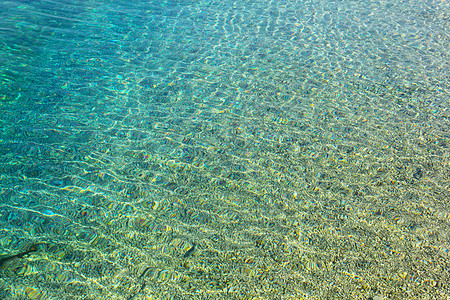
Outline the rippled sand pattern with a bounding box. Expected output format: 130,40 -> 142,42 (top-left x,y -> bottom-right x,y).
0,0 -> 449,299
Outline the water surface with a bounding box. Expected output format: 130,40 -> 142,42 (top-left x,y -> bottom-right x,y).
0,0 -> 449,299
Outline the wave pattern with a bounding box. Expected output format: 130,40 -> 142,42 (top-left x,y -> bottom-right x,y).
0,0 -> 449,299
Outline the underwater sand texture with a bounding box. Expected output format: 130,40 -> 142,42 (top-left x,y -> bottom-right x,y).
0,0 -> 449,299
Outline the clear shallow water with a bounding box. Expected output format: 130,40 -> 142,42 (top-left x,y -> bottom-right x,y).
0,0 -> 449,299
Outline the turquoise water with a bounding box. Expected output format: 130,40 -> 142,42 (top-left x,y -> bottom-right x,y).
0,0 -> 449,299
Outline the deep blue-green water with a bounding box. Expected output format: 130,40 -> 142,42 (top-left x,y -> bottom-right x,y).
0,0 -> 449,299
